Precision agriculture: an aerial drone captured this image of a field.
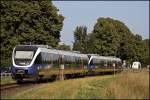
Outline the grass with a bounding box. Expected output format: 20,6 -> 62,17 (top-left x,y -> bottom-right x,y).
102,70 -> 149,99
3,75 -> 113,99
2,70 -> 149,99
0,76 -> 16,85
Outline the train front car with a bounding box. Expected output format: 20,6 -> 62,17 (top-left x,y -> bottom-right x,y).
11,45 -> 39,82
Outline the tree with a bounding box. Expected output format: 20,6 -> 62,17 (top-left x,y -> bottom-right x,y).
73,26 -> 87,53
86,17 -> 148,67
140,39 -> 149,66
72,17 -> 148,67
90,17 -> 131,57
0,0 -> 64,67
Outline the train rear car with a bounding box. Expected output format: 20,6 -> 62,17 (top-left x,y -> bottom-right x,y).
87,55 -> 122,75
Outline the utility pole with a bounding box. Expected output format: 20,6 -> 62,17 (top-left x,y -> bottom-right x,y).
59,53 -> 64,80
113,63 -> 116,77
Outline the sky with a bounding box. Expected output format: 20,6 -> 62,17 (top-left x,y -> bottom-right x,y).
52,1 -> 149,46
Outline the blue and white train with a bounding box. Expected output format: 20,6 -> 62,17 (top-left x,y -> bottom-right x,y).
11,45 -> 89,82
11,45 -> 122,82
87,54 -> 122,73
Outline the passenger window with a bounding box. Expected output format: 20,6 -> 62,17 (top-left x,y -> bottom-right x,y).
35,53 -> 42,64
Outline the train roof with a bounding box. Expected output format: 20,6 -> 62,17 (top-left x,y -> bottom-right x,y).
15,45 -> 39,51
15,45 -> 88,58
14,45 -> 121,62
90,55 -> 121,62
16,45 -> 52,49
37,46 -> 88,59
15,45 -> 89,61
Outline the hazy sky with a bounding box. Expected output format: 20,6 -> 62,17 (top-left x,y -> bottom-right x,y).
53,1 -> 149,46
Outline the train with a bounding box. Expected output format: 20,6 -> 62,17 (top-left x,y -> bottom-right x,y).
11,45 -> 122,83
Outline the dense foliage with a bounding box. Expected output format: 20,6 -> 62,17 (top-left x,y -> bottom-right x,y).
0,1 -> 148,68
73,26 -> 88,53
0,0 -> 64,67
73,17 -> 149,67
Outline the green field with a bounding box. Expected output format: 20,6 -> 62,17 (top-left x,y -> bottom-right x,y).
0,76 -> 16,85
1,70 -> 149,99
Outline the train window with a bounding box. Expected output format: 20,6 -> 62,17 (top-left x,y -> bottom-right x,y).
79,57 -> 82,65
81,57 -> 84,65
108,61 -> 111,67
41,52 -> 46,64
52,54 -> 59,68
64,55 -> 69,69
83,59 -> 88,65
47,53 -> 51,64
76,57 -> 79,64
15,51 -> 34,59
100,61 -> 105,67
35,53 -> 42,64
59,54 -> 64,65
64,55 -> 67,64
104,61 -> 108,67
93,59 -> 101,67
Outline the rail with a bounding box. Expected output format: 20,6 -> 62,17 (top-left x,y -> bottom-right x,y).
0,83 -> 19,91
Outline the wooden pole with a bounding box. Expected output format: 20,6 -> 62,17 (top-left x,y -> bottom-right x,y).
60,54 -> 64,80
81,57 -> 83,69
81,57 -> 84,76
60,67 -> 64,80
113,63 -> 115,77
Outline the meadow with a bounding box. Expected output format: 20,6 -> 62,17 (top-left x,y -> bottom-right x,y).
0,76 -> 16,85
1,69 -> 149,99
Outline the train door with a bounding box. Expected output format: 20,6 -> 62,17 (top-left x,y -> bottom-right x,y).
88,59 -> 93,70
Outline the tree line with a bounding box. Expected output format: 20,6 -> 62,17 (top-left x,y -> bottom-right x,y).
0,1 -> 149,68
73,18 -> 149,67
0,0 -> 64,67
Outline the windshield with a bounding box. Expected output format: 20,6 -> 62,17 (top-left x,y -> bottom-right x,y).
15,51 -> 34,59
14,51 -> 34,66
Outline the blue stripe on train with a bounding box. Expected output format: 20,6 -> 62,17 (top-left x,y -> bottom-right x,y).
11,64 -> 42,76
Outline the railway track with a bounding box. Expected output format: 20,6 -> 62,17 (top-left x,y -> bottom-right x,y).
0,83 -> 20,91
0,81 -> 40,93
1,82 -> 44,98
0,79 -> 56,93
